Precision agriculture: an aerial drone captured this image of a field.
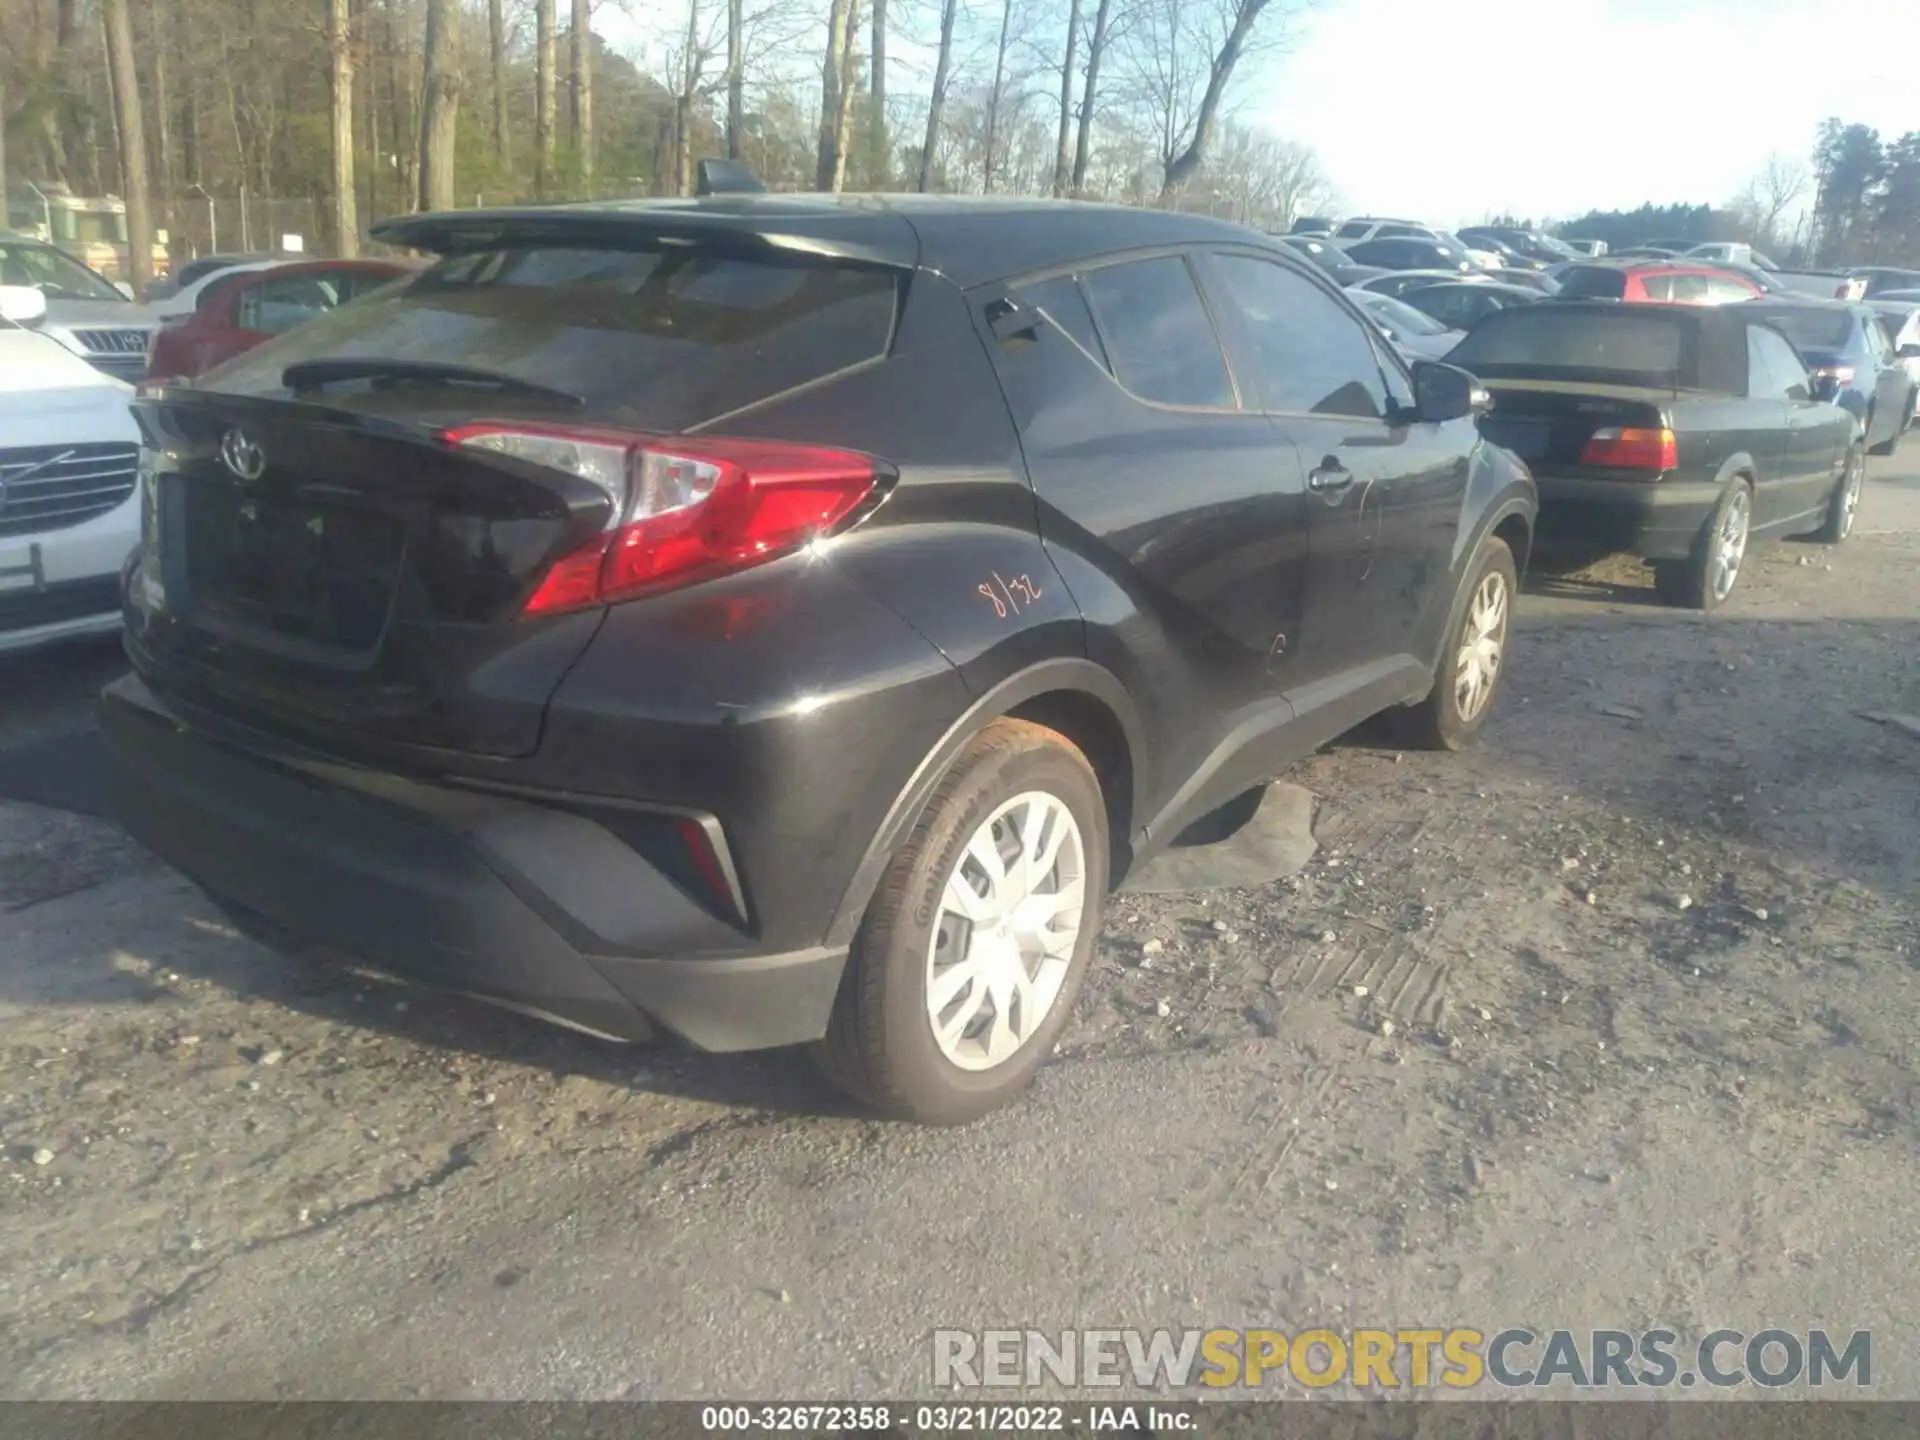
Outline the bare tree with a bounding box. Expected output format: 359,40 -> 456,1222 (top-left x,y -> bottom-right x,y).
670,0 -> 705,194
1183,124 -> 1329,228
385,0 -> 421,210
328,0 -> 359,255
1051,0 -> 1082,196
418,0 -> 460,211
571,0 -> 594,188
836,0 -> 863,182
101,0 -> 154,294
725,0 -> 745,158
917,0 -> 958,191
1753,152 -> 1810,242
489,0 -> 511,167
1070,0 -> 1114,195
1153,0 -> 1291,201
814,0 -> 853,190
866,0 -> 888,183
981,0 -> 1015,193
535,0 -> 557,195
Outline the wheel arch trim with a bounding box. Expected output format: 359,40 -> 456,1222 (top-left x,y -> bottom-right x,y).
823,658 -> 1147,947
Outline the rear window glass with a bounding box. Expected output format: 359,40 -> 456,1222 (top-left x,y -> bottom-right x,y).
1757,308 -> 1853,352
1082,256 -> 1234,408
1555,267 -> 1628,300
207,244 -> 901,425
1448,309 -> 1686,385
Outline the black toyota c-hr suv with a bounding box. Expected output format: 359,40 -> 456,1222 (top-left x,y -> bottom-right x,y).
106,195 -> 1536,1123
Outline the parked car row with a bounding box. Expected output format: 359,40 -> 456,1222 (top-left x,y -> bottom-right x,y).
1294,219 -> 1920,466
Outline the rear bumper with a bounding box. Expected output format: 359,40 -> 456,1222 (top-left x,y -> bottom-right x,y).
102,674 -> 847,1051
1531,474 -> 1723,561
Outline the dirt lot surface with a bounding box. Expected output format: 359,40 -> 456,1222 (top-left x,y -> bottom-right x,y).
1,461 -> 1916,1401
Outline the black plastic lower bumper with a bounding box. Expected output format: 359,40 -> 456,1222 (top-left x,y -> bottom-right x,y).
1532,474 -> 1722,561
101,675 -> 847,1051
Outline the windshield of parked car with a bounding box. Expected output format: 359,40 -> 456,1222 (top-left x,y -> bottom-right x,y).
1554,266 -> 1629,300
1757,308 -> 1854,353
1355,291 -> 1451,336
1281,238 -> 1336,269
0,240 -> 125,302
1447,307 -> 1687,385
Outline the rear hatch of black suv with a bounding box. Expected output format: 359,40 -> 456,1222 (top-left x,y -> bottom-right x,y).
126,211 -> 912,759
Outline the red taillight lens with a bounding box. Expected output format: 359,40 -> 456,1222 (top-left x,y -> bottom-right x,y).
441,423 -> 883,615
1580,426 -> 1677,471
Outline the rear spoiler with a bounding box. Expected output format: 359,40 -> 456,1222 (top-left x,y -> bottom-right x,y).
370,195 -> 919,272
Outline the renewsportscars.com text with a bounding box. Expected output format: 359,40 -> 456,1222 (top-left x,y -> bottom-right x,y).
932,1328 -> 1872,1391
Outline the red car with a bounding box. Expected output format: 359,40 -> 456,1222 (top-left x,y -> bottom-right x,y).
1554,261 -> 1762,306
145,258 -> 411,380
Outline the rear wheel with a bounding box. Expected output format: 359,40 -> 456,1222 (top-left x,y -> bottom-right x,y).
1654,479 -> 1750,611
1815,442 -> 1865,544
815,719 -> 1108,1124
1394,535 -> 1515,751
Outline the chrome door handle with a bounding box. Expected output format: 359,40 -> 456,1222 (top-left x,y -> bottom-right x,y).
1308,463 -> 1354,493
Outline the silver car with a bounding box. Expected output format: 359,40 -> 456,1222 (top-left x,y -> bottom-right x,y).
0,235 -> 161,382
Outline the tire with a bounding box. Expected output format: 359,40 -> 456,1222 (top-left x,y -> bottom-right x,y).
1653,478 -> 1751,612
1814,442 -> 1865,545
1393,535 -> 1516,752
814,718 -> 1109,1124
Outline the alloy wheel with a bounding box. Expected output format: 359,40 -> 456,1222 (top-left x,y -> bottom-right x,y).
1710,489 -> 1750,602
1840,451 -> 1863,537
1453,568 -> 1509,724
925,792 -> 1086,1072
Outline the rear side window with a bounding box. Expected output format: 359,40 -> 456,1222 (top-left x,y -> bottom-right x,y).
1668,274 -> 1712,304
1556,267 -> 1628,300
1749,325 -> 1810,400
208,245 -> 901,427
1760,307 -> 1854,353
1082,256 -> 1234,408
1014,274 -> 1109,369
1336,222 -> 1371,240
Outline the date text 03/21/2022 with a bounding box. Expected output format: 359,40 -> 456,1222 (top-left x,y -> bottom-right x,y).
698,1405 -> 1194,1432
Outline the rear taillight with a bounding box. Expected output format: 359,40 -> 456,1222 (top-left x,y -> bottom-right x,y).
441,423 -> 885,615
1580,426 -> 1677,471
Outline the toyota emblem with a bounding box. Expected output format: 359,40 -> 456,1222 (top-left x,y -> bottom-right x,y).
220,427 -> 267,481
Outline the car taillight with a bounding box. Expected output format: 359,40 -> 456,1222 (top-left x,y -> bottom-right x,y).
440,423 -> 885,615
1809,364 -> 1857,386
1580,426 -> 1677,470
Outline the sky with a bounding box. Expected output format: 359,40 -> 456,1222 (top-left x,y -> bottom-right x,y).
1257,0 -> 1920,225
602,0 -> 1920,225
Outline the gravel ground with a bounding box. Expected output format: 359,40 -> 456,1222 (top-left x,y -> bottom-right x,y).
0,461 -> 1916,1400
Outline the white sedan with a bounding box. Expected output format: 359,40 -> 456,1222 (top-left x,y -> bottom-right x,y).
0,284 -> 142,654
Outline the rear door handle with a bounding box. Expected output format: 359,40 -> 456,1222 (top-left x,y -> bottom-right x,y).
1308,462 -> 1354,493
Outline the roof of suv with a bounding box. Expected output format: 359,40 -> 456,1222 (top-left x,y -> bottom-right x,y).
372,194 -> 1277,291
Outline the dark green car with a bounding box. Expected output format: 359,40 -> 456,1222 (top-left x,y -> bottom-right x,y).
1448,301 -> 1862,610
